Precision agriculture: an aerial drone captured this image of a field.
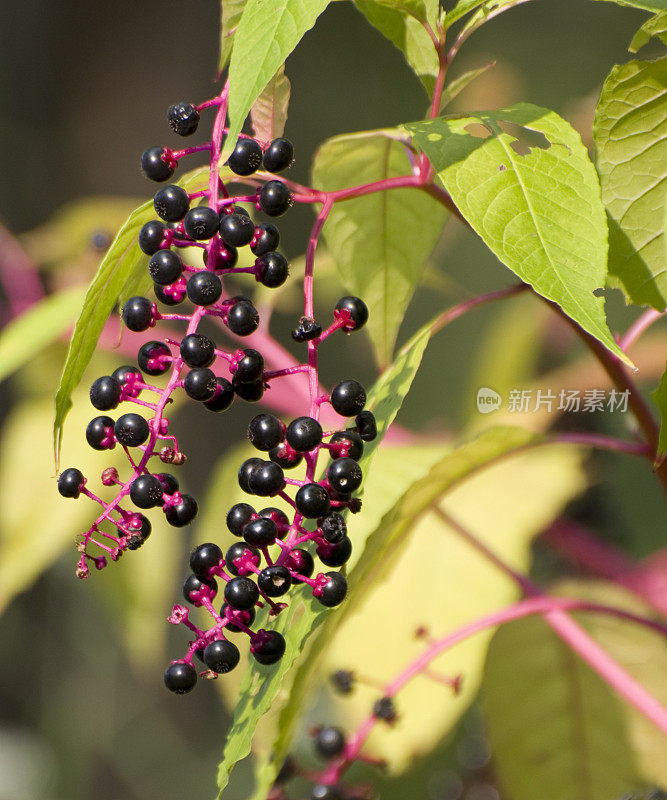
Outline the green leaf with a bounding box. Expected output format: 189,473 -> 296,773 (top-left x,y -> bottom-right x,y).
353,0 -> 440,93
629,10 -> 667,51
0,286 -> 85,385
52,168 -> 209,468
482,581 -> 667,799
594,57 -> 667,310
223,0 -> 330,162
219,0 -> 248,75
406,104 -> 633,366
312,130 -> 447,366
250,65 -> 291,143
650,362 -> 667,460
215,312 -> 438,796
439,61 -> 495,110
592,0 -> 667,12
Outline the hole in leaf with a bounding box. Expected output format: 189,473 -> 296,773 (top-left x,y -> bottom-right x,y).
498,164 -> 507,172
464,123 -> 493,139
497,121 -> 551,155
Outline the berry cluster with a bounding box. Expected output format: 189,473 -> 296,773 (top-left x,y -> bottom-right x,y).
57,86 -> 377,693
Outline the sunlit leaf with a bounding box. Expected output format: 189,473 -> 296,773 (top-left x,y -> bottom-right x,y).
629,10 -> 667,51
219,0 -> 248,75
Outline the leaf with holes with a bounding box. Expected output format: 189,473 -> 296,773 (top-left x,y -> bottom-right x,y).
407,104 -> 632,366
250,65 -> 291,143
312,130 -> 447,366
594,57 -> 667,311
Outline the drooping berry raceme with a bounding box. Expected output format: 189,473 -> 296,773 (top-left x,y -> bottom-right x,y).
58,80 -> 378,694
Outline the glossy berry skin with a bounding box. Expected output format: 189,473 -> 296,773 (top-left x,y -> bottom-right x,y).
183,367 -> 217,401
327,458 -> 363,494
248,413 -> 285,451
219,212 -> 255,247
286,548 -> 315,583
164,661 -> 197,694
204,377 -> 234,411
355,410 -> 377,442
141,146 -> 174,182
186,271 -> 222,306
235,349 -> 264,383
90,376 -> 121,411
259,180 -> 292,217
232,372 -> 264,402
114,413 -> 149,447
255,251 -> 288,288
258,565 -> 291,597
315,726 -> 346,759
168,102 -> 199,136
138,341 -> 171,376
156,472 -> 179,496
165,494 -> 198,527
292,316 -> 322,342
139,220 -> 166,254
130,474 -> 164,508
112,365 -> 143,389
226,502 -> 255,536
154,184 -> 189,221
58,467 -> 85,498
203,639 -> 240,674
317,536 -> 352,567
311,785 -> 342,800
124,514 -> 152,550
86,416 -> 114,450
248,462 -> 285,497
183,206 -> 219,240
335,296 -> 369,332
286,416 -> 322,452
224,576 -> 259,610
228,138 -> 263,175
183,573 -> 217,604
258,507 -> 290,527
225,542 -> 260,576
251,630 -> 286,665
250,223 -> 280,256
243,517 -> 277,548
221,603 -> 256,632
317,571 -> 348,607
330,380 -> 366,417
203,243 -> 238,269
295,483 -> 330,518
262,138 -> 294,173
180,333 -> 215,368
238,458 -> 264,493
190,542 -> 223,577
329,430 -> 364,461
154,283 -> 183,306
149,249 -> 183,285
227,300 -> 259,336
122,296 -> 153,332
269,442 -> 303,470
320,512 -> 347,544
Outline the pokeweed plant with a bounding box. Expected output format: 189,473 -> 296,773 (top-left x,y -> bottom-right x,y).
47,0 -> 667,798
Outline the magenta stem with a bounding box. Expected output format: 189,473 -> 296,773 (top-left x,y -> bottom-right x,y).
621,308 -> 665,351
553,432 -> 652,458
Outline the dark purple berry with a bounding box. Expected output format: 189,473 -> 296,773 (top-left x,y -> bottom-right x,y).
190,542 -> 223,577
320,512 -> 347,544
262,138 -> 294,173
114,413 -> 149,447
251,629 -> 286,665
183,573 -> 217,605
327,458 -> 362,494
122,296 -> 153,332
233,375 -> 264,402
258,507 -> 290,527
227,300 -> 259,336
141,146 -> 174,182
235,349 -> 264,382
164,661 -> 197,693
335,296 -> 368,332
149,249 -> 183,284
249,462 -> 285,497
295,483 -> 330,518
258,565 -> 291,597
180,333 -> 215,368
86,416 -> 115,450
154,184 -> 189,221
219,212 -> 255,247
123,514 -> 152,550
225,542 -> 260,576
330,380 -> 366,417
90,376 -> 121,411
243,517 -> 277,548
130,474 -> 164,508
167,102 -> 199,136
238,458 -> 264,493
186,271 -> 222,306
286,548 -> 315,583
316,571 -> 347,607
255,251 -> 288,288
329,430 -> 364,461
315,727 -> 346,759
292,316 -> 322,342
317,536 -> 352,567
250,223 -> 280,256
164,494 -> 198,526
204,377 -> 234,411
154,282 -> 183,306
112,365 -> 143,389
183,367 -> 217,401
269,442 -> 303,470
224,576 -> 259,610
183,206 -> 219,240
226,502 -> 255,536
137,341 -> 171,376
203,243 -> 238,269
286,416 -> 322,452
228,138 -> 263,176
259,180 -> 292,217
156,472 -> 179,495
221,603 -> 256,632
58,467 -> 85,498
355,410 -> 377,442
330,669 -> 354,694
373,696 -> 397,723
203,638 -> 240,674
139,220 -> 166,254
248,413 -> 285,451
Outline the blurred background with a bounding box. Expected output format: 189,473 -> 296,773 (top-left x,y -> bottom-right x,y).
0,1 -> 664,799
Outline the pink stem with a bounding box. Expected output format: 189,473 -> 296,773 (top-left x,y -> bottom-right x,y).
621,308 -> 664,351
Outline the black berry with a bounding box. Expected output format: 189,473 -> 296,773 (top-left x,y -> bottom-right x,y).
225,542 -> 260,576
122,296 -> 153,332
269,442 -> 303,470
130,474 -> 164,508
250,223 -> 280,256
227,300 -> 259,336
112,365 -> 143,389
183,206 -> 220,240
180,333 -> 215,368
228,138 -> 263,176
317,536 -> 352,567
248,461 -> 286,496
355,410 -> 377,442
154,282 -> 183,306
235,349 -> 264,382
139,220 -> 166,254
258,507 -> 290,527
255,251 -> 288,288
164,661 -> 197,693
330,380 -> 366,417
295,483 -> 330,518
373,696 -> 397,723
262,138 -> 294,173
221,603 -> 256,632
286,416 -> 322,452
204,377 -> 234,411
259,180 -> 292,217
335,296 -> 368,332
154,184 -> 190,221
156,472 -> 179,496
292,316 -> 322,342
251,630 -> 286,665
90,376 -> 121,411
329,430 -> 364,461
286,548 -> 315,582
164,495 -> 198,526
203,638 -> 240,674
248,413 -> 285,451
224,576 -> 259,610
233,375 -> 265,401
167,102 -> 200,136
327,458 -> 362,494
137,341 -> 171,376
114,413 -> 150,447
183,367 -> 217,401
315,727 -> 346,759
317,572 -> 347,607
243,517 -> 277,548
141,146 -> 174,182
86,416 -> 114,450
238,458 -> 264,493
226,502 -> 255,536
219,212 -> 255,247
258,565 -> 291,597
190,542 -> 223,577
124,514 -> 152,550
186,271 -> 222,306
330,669 -> 354,694
149,250 -> 183,285
320,512 -> 347,544
58,467 -> 85,498
183,573 -> 217,604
